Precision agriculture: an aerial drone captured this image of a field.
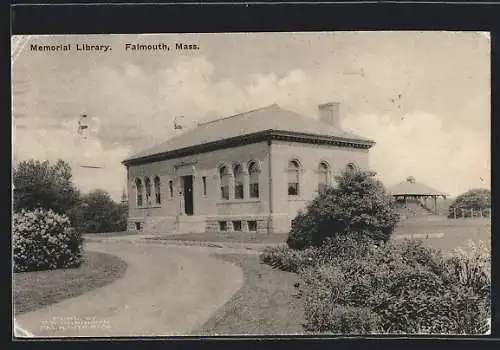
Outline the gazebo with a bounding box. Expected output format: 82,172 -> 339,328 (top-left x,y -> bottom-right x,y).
388,176 -> 447,214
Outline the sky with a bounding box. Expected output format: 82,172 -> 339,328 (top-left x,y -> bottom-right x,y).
12,32 -> 490,201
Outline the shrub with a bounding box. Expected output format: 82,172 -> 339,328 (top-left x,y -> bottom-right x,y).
445,240 -> 491,299
13,209 -> 83,272
287,167 -> 399,249
260,245 -> 319,273
261,234 -> 378,273
304,304 -> 381,334
297,238 -> 490,334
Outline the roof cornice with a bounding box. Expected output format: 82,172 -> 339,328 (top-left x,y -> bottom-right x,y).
122,129 -> 375,166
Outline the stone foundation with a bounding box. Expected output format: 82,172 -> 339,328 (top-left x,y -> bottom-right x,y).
129,213 -> 290,235
205,213 -> 290,234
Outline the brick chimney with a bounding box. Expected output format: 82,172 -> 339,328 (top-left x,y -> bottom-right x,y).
318,102 -> 341,129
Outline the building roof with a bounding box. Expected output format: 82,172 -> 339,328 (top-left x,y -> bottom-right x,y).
123,104 -> 375,165
388,177 -> 447,197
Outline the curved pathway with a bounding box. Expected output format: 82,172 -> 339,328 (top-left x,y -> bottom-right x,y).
15,240 -> 244,337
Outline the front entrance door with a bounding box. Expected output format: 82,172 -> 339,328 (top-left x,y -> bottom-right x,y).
182,175 -> 194,216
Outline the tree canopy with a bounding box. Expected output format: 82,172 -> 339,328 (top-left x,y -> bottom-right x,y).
75,189 -> 127,233
13,159 -> 80,216
448,188 -> 491,218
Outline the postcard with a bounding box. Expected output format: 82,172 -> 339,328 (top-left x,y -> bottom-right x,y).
12,31 -> 491,338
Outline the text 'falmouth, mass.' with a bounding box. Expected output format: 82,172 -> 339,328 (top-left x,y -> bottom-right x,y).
124,43 -> 200,51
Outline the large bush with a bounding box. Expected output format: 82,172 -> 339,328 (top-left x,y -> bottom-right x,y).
13,209 -> 83,272
260,235 -> 377,273
295,239 -> 490,334
287,167 -> 399,249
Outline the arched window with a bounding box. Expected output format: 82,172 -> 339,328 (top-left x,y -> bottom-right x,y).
318,162 -> 329,194
248,161 -> 260,198
347,163 -> 356,171
287,160 -> 301,196
135,178 -> 143,206
144,177 -> 152,205
154,176 -> 161,205
233,164 -> 244,199
219,166 -> 230,200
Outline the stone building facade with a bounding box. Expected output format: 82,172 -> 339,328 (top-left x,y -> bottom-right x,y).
122,102 -> 375,234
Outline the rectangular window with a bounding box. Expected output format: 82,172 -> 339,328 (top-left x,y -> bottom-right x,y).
219,221 -> 227,231
221,185 -> 229,200
250,183 -> 259,198
248,221 -> 257,232
288,182 -> 299,196
235,184 -> 244,199
202,176 -> 207,196
169,180 -> 173,199
233,221 -> 242,231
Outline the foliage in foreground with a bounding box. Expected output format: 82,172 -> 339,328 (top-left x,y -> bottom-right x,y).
13,209 -> 83,272
287,167 -> 399,249
261,237 -> 490,334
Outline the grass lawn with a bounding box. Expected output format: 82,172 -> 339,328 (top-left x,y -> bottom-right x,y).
393,218 -> 491,253
194,253 -> 305,335
83,231 -> 138,238
13,251 -> 128,316
148,231 -> 289,245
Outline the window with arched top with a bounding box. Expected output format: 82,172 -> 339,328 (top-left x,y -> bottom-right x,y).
219,166 -> 230,200
154,176 -> 161,205
318,162 -> 329,194
233,164 -> 244,199
248,161 -> 260,198
135,178 -> 143,206
144,177 -> 152,205
287,160 -> 301,196
347,163 -> 356,171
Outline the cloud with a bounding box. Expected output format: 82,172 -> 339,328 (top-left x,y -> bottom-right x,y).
13,119 -> 131,201
343,111 -> 490,196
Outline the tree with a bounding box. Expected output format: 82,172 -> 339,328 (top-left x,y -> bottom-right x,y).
448,188 -> 491,218
13,159 -> 80,217
78,189 -> 127,233
287,166 -> 400,249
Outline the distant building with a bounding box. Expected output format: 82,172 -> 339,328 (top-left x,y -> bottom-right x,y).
122,102 -> 375,234
388,176 -> 447,217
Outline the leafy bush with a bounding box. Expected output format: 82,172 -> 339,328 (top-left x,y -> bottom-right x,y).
13,209 -> 83,272
304,304 -> 381,334
296,239 -> 490,334
261,235 -> 378,273
260,245 -> 319,273
287,167 -> 399,249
